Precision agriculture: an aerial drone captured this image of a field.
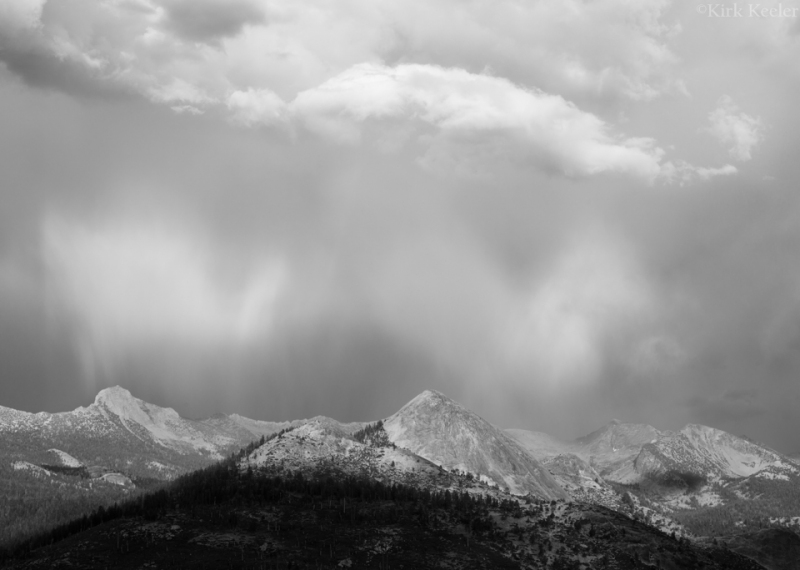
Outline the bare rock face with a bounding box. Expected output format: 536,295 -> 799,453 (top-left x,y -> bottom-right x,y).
383,390 -> 567,499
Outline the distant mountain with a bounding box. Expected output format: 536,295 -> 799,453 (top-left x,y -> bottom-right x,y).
201,412 -> 364,449
1,386 -> 263,480
383,390 -> 567,499
0,386 -> 364,481
575,420 -> 661,475
623,424 -> 791,486
504,428 -> 574,459
508,417 -> 800,554
3,385 -> 799,570
508,419 -> 796,488
0,386 -> 353,548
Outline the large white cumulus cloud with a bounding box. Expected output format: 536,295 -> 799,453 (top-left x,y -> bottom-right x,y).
290,63 -> 665,180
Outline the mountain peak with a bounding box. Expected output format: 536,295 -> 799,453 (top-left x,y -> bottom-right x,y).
385,390 -> 567,499
401,389 -> 462,412
679,423 -> 726,440
94,385 -> 136,407
412,389 -> 448,402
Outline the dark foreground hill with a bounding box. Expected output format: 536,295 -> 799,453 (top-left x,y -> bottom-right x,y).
2,436 -> 766,570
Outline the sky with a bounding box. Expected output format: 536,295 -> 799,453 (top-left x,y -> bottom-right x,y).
1,0 -> 800,452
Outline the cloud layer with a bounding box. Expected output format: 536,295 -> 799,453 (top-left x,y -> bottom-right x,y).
1,0 -> 799,453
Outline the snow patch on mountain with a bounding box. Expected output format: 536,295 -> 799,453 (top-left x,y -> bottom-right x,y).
48,448 -> 82,467
12,461 -> 51,477
243,419 -> 452,490
99,472 -> 133,486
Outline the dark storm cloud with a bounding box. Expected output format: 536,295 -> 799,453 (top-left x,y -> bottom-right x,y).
159,0 -> 265,44
0,43 -> 132,99
686,389 -> 766,424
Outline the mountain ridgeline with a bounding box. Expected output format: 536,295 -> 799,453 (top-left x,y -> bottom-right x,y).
1,386 -> 800,569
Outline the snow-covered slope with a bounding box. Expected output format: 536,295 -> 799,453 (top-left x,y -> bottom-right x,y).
504,429 -> 573,460
90,386 -> 236,456
199,413 -> 298,444
48,448 -> 83,467
1,386 -> 373,484
0,386 -> 278,480
509,419 -> 795,486
201,413 -> 365,444
243,419 -> 454,489
383,390 -> 567,499
507,416 -> 799,524
627,424 -> 790,483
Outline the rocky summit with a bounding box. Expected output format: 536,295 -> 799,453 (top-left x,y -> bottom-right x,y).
384,390 -> 568,499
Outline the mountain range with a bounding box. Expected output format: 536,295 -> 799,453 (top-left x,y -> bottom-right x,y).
2,386 -> 800,569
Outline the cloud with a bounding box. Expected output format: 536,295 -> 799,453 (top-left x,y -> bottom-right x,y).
158,0 -> 265,44
0,0 -> 722,185
227,88 -> 288,127
381,0 -> 683,101
686,388 -> 765,424
629,335 -> 686,379
694,164 -> 739,180
660,160 -> 738,186
291,63 -> 666,180
3,0 -> 799,452
704,96 -> 764,162
0,0 -> 684,121
148,77 -> 214,106
0,0 -> 45,33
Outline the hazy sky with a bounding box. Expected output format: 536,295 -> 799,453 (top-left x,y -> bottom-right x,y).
1,0 -> 800,452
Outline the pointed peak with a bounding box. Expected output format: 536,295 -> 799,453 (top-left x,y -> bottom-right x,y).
418,389 -> 447,400
609,418 -> 623,426
93,385 -> 150,420
402,389 -> 460,411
